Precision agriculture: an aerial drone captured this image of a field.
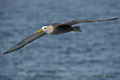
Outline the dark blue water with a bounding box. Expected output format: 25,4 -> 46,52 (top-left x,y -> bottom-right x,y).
0,0 -> 120,80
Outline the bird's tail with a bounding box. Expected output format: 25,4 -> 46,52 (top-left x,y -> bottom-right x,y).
73,26 -> 82,32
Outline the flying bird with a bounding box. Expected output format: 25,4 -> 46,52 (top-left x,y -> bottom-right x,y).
3,18 -> 118,54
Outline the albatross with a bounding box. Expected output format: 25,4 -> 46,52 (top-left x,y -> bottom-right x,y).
3,17 -> 118,54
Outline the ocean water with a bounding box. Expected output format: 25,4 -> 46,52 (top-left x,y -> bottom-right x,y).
0,0 -> 120,80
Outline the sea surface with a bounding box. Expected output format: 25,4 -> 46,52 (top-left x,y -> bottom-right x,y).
0,0 -> 120,80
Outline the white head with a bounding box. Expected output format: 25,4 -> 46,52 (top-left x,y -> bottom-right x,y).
35,26 -> 53,34
42,26 -> 49,33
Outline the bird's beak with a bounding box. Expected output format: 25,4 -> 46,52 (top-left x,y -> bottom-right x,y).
35,28 -> 43,34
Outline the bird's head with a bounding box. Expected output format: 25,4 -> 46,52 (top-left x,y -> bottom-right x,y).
35,26 -> 53,34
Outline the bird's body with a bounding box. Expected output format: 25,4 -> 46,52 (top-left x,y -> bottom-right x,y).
50,23 -> 73,34
36,23 -> 82,35
3,17 -> 118,54
48,23 -> 81,35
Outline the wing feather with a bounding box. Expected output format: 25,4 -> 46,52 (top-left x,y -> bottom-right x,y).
3,32 -> 46,54
60,18 -> 118,25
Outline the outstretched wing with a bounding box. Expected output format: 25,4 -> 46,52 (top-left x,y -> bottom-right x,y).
3,32 -> 46,54
60,18 -> 118,25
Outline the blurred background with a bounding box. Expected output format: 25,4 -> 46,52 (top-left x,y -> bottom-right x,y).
0,0 -> 120,80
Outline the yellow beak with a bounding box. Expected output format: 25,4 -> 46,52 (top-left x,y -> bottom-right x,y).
35,28 -> 43,34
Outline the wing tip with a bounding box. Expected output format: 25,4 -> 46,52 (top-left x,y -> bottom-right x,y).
3,52 -> 9,55
3,50 -> 12,55
113,17 -> 119,20
108,17 -> 119,21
